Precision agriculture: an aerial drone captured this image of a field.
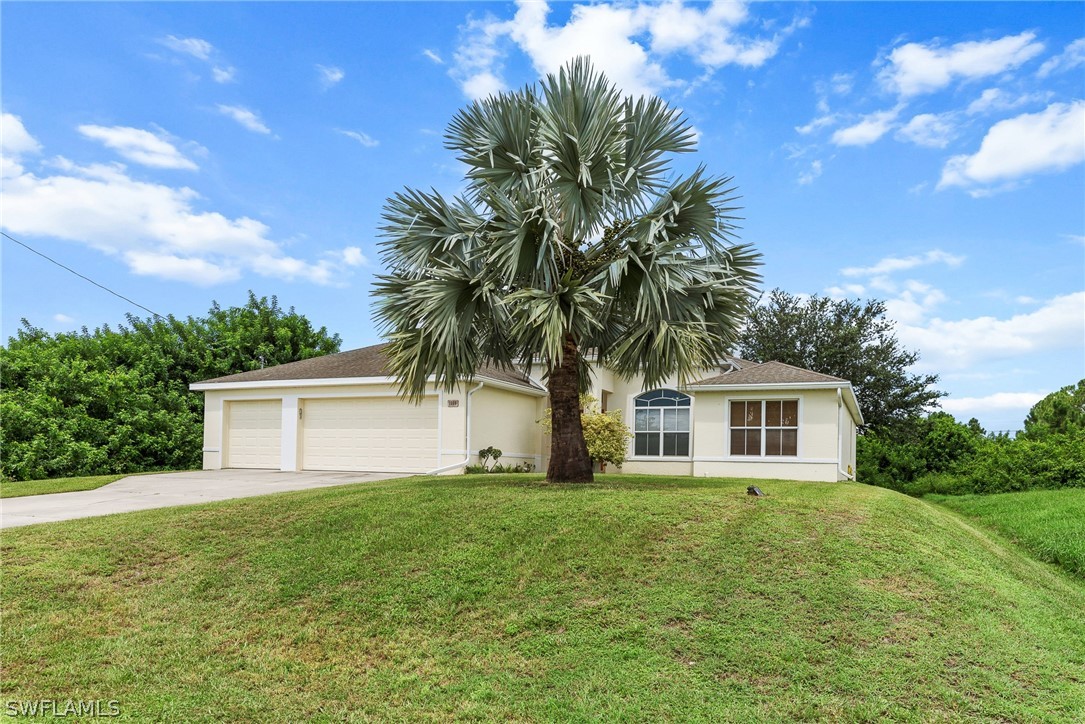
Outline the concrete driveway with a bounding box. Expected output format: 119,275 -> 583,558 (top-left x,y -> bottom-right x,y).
1,470 -> 409,529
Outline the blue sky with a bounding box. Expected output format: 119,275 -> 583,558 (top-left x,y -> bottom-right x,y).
3,1 -> 1082,432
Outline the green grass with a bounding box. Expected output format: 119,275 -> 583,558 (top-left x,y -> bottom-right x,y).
0,473 -> 129,498
931,488 -> 1085,579
3,475 -> 1084,721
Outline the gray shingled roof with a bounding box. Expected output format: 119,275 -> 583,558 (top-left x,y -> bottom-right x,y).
197,343 -> 543,391
690,360 -> 849,386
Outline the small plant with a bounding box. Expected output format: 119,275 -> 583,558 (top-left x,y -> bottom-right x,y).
464,451 -> 535,475
478,446 -> 503,470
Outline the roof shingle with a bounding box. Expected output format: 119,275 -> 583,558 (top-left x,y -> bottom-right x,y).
690,360 -> 848,387
197,343 -> 543,391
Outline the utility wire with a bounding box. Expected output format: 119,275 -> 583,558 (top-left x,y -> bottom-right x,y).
1,231 -> 166,320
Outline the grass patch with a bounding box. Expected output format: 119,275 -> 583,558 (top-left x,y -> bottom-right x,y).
0,474 -> 129,499
931,488 -> 1085,578
3,475 -> 1084,721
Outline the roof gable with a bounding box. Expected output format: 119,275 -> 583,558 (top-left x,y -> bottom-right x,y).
690,361 -> 849,387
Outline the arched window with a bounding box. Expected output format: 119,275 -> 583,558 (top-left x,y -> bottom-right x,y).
634,389 -> 691,457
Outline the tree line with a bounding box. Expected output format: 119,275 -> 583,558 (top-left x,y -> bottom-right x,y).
1,293 -> 340,481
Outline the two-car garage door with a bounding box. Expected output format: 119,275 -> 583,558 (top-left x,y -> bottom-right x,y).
301,397 -> 438,472
224,397 -> 438,472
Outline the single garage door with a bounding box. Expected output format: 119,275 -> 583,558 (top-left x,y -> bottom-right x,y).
226,399 -> 282,469
301,397 -> 438,472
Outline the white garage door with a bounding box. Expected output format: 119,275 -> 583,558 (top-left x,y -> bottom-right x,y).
301,397 -> 438,472
226,399 -> 282,469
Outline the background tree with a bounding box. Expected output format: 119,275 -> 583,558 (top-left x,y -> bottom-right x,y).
1,293 -> 340,481
374,58 -> 760,483
1021,380 -> 1085,440
735,289 -> 942,432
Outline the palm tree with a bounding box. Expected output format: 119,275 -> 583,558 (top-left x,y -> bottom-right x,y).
373,58 -> 761,483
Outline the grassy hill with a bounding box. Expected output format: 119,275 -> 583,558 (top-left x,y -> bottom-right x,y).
3,475 -> 1084,721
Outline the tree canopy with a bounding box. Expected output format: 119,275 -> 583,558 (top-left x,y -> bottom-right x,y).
735,289 -> 943,432
1,293 -> 340,481
373,58 -> 761,482
1021,379 -> 1085,440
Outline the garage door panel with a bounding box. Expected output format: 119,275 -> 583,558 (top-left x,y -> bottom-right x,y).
226,400 -> 282,469
302,397 -> 437,472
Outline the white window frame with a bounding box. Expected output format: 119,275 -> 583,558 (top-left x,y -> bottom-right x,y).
631,389 -> 693,459
725,396 -> 803,459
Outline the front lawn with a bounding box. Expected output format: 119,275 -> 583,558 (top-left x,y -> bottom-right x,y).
931,488 -> 1085,578
0,474 -> 129,499
3,475 -> 1084,721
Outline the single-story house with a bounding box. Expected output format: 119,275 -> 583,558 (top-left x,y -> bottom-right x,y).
191,343 -> 862,481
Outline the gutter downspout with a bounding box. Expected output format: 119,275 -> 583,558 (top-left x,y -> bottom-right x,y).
427,381 -> 484,475
837,388 -> 855,481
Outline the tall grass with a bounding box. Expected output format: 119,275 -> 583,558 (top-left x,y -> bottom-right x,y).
932,488 -> 1085,578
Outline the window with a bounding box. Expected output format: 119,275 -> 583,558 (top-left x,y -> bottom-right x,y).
634,389 -> 690,457
730,400 -> 798,457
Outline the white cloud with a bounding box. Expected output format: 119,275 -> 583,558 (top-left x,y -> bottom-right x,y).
2,113 -> 41,177
77,125 -> 198,170
317,64 -> 345,89
159,35 -> 213,61
963,87 -> 1051,115
878,32 -> 1045,97
53,313 -> 74,323
423,49 -> 444,64
941,391 -> 1048,415
340,246 -> 367,267
884,280 -> 948,325
212,66 -> 237,83
939,101 -> 1085,192
159,34 -> 238,84
831,107 -> 900,147
898,291 -> 1085,371
797,159 -> 822,185
2,113 -> 41,156
125,251 -> 241,286
829,72 -> 853,95
452,0 -> 802,99
338,129 -> 379,148
2,119 -> 345,286
841,249 -> 965,278
1037,38 -> 1085,78
895,112 -> 957,148
795,114 -> 836,135
825,283 -> 866,298
217,105 -> 272,135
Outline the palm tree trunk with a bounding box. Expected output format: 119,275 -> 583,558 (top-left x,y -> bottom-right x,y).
546,333 -> 595,483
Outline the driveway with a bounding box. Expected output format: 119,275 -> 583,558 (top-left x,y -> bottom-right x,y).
1,470 -> 409,529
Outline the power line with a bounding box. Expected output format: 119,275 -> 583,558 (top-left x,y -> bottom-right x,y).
1,231 -> 165,320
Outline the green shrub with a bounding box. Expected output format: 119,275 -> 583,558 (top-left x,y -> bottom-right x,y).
540,394 -> 633,468
856,412 -> 983,492
964,434 -> 1085,494
857,409 -> 1085,497
1,293 -> 340,481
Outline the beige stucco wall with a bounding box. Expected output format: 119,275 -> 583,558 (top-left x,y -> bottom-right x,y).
470,386 -> 546,470
688,388 -> 842,478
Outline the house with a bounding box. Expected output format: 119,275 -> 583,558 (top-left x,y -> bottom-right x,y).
190,343 -> 862,481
